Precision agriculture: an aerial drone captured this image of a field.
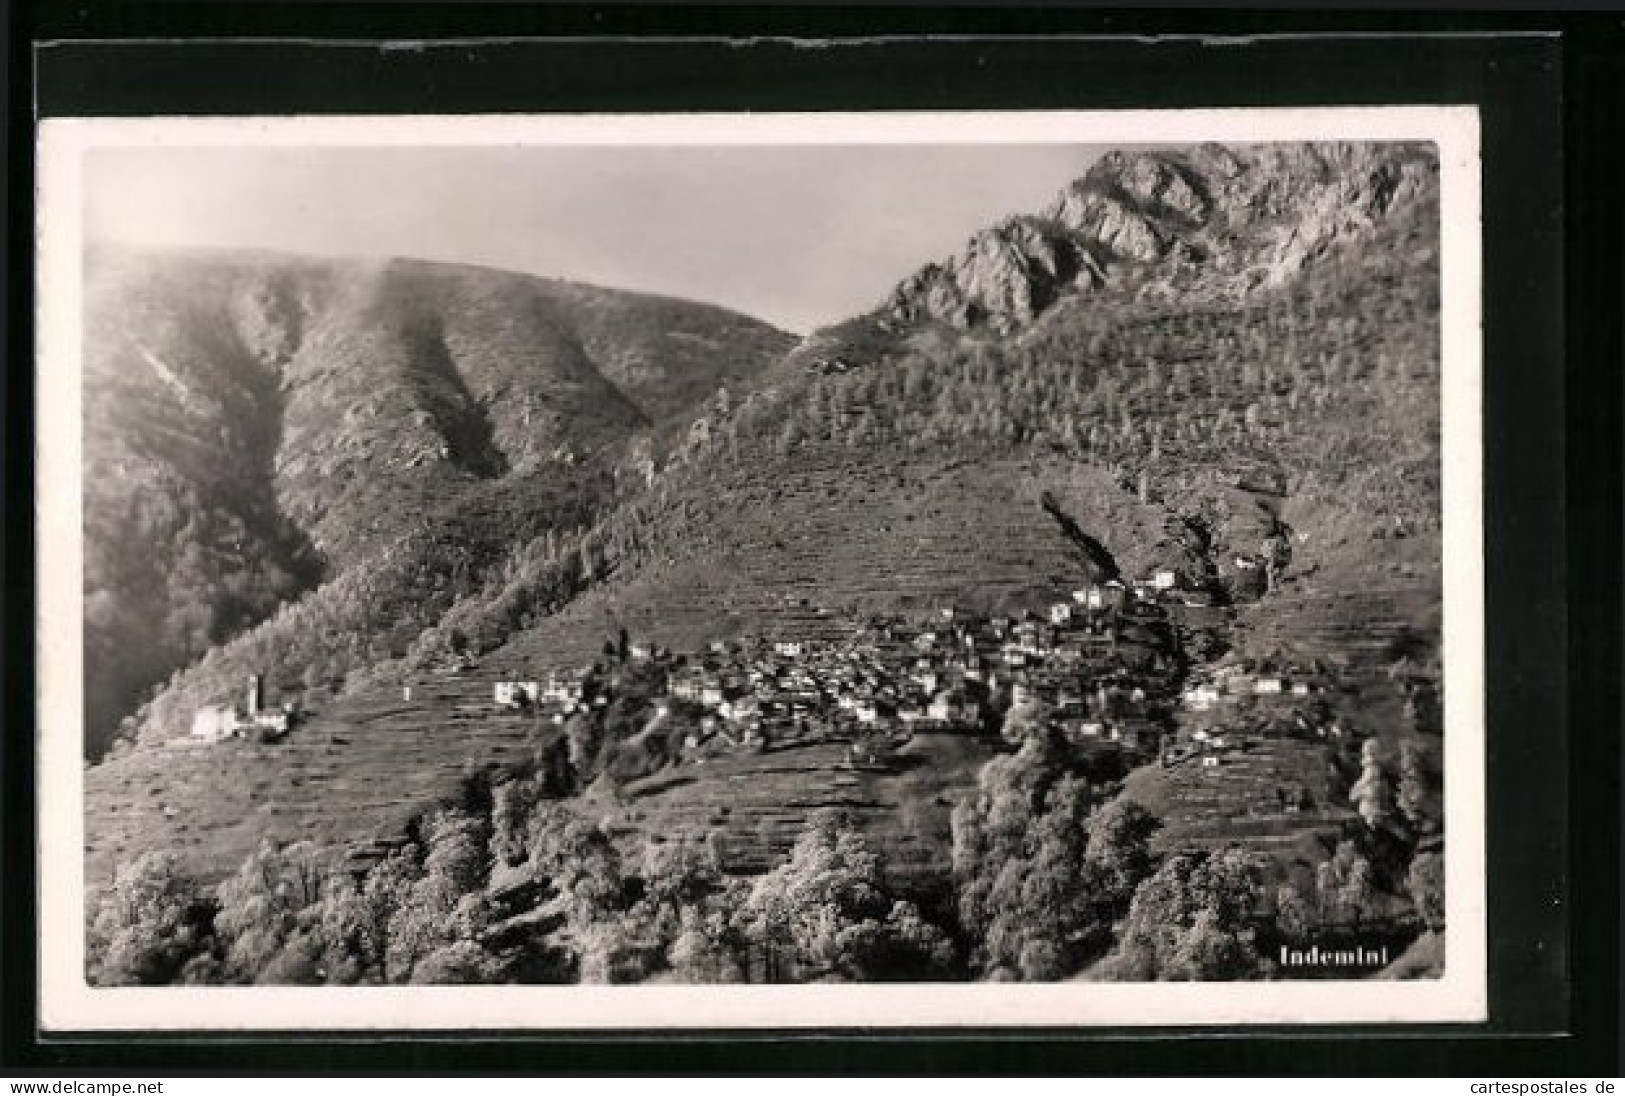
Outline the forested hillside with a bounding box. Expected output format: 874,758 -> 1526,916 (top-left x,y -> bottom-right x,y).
386,142 -> 1440,677
83,248 -> 794,757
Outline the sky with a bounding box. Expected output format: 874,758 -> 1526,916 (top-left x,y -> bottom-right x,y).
85,144 -> 1104,334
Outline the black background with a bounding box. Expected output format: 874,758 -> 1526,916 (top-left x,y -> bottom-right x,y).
5,5 -> 1620,1077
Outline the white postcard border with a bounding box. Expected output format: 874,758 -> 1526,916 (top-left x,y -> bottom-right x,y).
37,105 -> 1485,1030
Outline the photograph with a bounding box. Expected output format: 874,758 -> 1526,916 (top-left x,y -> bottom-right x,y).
34,107 -> 1485,1029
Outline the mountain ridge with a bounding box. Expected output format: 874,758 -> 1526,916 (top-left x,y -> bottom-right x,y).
881,142 -> 1436,334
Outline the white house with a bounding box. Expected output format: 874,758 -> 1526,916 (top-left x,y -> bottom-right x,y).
1254,677 -> 1284,696
494,680 -> 541,708
1184,685 -> 1222,711
543,676 -> 584,706
1049,602 -> 1074,625
1153,569 -> 1179,591
773,640 -> 804,658
190,706 -> 239,743
928,691 -> 978,724
721,696 -> 760,724
253,708 -> 293,737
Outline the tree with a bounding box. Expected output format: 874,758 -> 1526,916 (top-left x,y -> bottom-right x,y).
952,740 -> 1155,980
739,809 -> 952,982
1313,839 -> 1377,928
666,907 -> 749,984
623,836 -> 749,983
1407,850 -> 1445,931
213,838 -> 330,983
490,773 -> 551,868
1396,741 -> 1434,833
386,809 -> 492,981
998,689 -> 1047,745
1275,884 -> 1314,940
1350,737 -> 1396,831
88,851 -> 216,986
1101,848 -> 1265,982
354,851 -> 421,982
410,940 -> 504,984
1337,854 -> 1376,928
1084,798 -> 1162,916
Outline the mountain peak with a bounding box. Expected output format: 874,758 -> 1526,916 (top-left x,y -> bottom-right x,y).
882,141 -> 1437,335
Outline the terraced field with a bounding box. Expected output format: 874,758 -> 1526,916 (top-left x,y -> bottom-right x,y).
85,444 -> 1440,912
1117,583 -> 1440,881
1235,585 -> 1441,749
90,448 -> 1150,894
498,448 -> 1175,665
616,729 -> 998,898
1122,737 -> 1353,854
84,669 -> 556,891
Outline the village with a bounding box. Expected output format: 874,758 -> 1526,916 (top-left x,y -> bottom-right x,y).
472,566 -> 1341,779
181,564 -> 1352,809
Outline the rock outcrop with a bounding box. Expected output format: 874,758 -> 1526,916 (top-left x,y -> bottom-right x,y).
886,217 -> 1106,334
883,141 -> 1438,334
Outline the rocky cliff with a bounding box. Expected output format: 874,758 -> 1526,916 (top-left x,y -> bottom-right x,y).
883,142 -> 1438,334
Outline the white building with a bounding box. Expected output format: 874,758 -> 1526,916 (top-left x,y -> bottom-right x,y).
190,706 -> 239,743
543,676 -> 584,706
1184,685 -> 1222,711
494,680 -> 541,708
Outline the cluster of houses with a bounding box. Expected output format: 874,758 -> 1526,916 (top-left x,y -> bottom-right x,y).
483,578 -> 1188,764
1179,659 -> 1324,713
187,675 -> 296,745
1166,658 -> 1341,770
493,675 -> 585,711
